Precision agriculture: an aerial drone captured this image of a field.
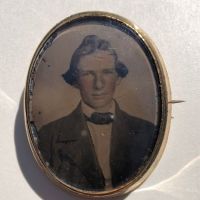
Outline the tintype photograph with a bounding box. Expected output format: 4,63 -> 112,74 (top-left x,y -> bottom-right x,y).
25,13 -> 170,197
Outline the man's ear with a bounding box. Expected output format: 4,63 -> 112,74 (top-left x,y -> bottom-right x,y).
116,76 -> 122,86
73,82 -> 80,89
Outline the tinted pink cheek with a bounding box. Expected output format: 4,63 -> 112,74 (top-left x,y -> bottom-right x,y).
108,80 -> 116,89
79,79 -> 93,89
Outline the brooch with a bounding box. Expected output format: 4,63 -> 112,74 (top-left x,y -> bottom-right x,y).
24,11 -> 171,198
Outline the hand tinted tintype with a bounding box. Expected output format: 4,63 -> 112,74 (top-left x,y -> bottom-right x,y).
25,12 -> 171,198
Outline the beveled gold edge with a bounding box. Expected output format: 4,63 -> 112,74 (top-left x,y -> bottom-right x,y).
124,27 -> 172,193
24,11 -> 172,198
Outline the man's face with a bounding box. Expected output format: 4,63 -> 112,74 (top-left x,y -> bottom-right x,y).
76,50 -> 121,112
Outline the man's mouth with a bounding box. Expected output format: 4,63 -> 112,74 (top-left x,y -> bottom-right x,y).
93,93 -> 106,96
92,93 -> 107,99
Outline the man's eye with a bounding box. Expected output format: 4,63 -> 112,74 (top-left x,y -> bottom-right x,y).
103,69 -> 115,74
80,71 -> 93,76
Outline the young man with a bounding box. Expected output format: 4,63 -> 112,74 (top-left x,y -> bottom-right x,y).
38,35 -> 156,190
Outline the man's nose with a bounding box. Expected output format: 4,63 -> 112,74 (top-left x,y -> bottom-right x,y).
94,74 -> 104,90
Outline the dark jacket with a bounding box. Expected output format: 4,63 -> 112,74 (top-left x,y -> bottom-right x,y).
38,103 -> 156,191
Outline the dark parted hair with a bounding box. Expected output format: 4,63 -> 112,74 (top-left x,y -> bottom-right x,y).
62,35 -> 128,85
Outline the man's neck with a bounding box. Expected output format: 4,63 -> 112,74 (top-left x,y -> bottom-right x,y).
81,101 -> 115,118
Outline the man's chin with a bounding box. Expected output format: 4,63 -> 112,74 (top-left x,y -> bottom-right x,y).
89,101 -> 113,112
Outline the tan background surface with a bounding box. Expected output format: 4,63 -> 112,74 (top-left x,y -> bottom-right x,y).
31,24 -> 158,128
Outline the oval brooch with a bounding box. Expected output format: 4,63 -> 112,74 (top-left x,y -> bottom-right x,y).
24,11 -> 171,198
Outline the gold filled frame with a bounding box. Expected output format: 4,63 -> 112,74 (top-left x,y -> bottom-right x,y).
24,11 -> 171,198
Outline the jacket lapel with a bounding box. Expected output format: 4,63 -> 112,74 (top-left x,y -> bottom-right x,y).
55,104 -> 105,188
110,104 -> 137,187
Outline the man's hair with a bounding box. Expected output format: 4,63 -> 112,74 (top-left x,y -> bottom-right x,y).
62,35 -> 128,85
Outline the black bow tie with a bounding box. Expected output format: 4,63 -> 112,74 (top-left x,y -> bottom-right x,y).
86,112 -> 114,124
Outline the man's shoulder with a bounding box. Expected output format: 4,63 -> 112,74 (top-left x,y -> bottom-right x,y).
117,106 -> 154,124
116,107 -> 155,135
38,105 -> 82,137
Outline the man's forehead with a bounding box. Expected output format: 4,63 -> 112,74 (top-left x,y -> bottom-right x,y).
78,50 -> 115,67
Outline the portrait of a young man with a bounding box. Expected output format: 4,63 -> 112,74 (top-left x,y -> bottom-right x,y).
38,35 -> 156,191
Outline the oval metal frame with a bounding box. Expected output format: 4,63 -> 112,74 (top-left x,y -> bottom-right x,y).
24,11 -> 171,198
